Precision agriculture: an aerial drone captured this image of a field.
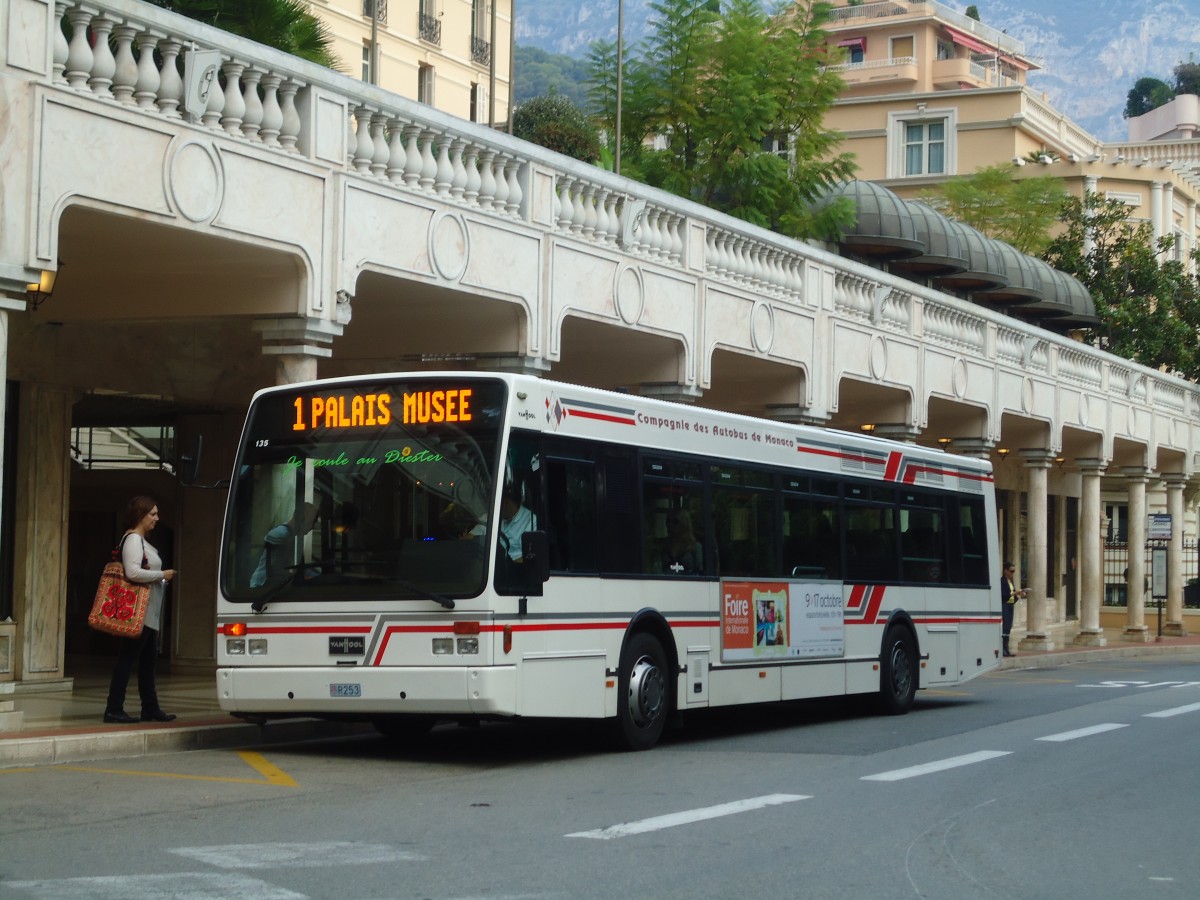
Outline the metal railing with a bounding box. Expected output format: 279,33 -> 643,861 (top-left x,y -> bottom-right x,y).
1103,539 -> 1200,608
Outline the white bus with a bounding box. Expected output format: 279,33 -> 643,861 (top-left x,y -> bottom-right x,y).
216,372 -> 1001,750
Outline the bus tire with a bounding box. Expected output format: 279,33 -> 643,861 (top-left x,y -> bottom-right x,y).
373,714 -> 437,743
614,632 -> 669,751
879,625 -> 917,715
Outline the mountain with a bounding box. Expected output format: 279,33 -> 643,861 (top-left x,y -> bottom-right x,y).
977,0 -> 1200,141
513,0 -> 1200,143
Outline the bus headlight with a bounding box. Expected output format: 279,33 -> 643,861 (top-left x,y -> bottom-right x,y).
456,637 -> 479,655
249,638 -> 269,655
226,639 -> 246,655
432,638 -> 454,655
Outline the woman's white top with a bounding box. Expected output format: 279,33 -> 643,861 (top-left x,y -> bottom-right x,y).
121,532 -> 167,632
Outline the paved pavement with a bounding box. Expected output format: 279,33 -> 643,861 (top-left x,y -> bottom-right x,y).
3,623 -> 1198,768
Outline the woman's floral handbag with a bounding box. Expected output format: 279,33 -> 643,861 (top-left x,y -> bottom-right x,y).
87,534 -> 150,639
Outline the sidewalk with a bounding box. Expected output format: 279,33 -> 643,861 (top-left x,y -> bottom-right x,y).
3,624 -> 1199,769
0,665 -> 372,769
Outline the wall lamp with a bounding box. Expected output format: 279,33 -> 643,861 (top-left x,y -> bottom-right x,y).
860,423 -> 876,433
996,447 -> 1010,458
937,436 -> 953,448
25,263 -> 61,310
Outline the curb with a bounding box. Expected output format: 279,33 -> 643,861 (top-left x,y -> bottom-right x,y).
0,718 -> 375,769
999,641 -> 1200,671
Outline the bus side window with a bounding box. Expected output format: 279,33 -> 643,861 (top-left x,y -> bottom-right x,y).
783,495 -> 841,579
598,450 -> 639,574
957,497 -> 989,585
545,457 -> 597,573
643,484 -> 705,576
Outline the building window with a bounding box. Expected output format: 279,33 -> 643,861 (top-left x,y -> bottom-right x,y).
905,120 -> 945,175
419,0 -> 441,45
888,108 -> 956,178
890,35 -> 914,61
836,36 -> 865,64
361,42 -> 371,82
362,0 -> 387,24
470,83 -> 486,123
418,63 -> 434,105
470,1 -> 490,63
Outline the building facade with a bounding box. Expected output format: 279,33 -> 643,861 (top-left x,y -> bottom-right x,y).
305,0 -> 513,127
822,1 -> 1200,270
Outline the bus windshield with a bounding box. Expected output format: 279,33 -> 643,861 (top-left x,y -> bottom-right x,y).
221,377 -> 507,604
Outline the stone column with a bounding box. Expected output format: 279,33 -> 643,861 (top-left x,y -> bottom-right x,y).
1121,467 -> 1152,642
0,301 -> 20,702
1018,450 -> 1055,651
1074,459 -> 1107,645
252,317 -> 344,386
1150,181 -> 1164,254
1188,199 -> 1198,276
11,383 -> 74,685
1083,175 -> 1098,258
1162,475 -> 1189,637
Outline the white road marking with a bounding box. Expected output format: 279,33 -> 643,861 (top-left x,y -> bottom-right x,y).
3,873 -> 303,899
565,793 -> 810,840
861,750 -> 1011,782
1036,723 -> 1128,742
170,842 -> 425,869
1144,701 -> 1200,718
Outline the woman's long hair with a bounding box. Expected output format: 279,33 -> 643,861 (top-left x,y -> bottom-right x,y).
123,495 -> 158,530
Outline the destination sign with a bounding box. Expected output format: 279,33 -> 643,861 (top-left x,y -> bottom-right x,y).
290,388 -> 474,432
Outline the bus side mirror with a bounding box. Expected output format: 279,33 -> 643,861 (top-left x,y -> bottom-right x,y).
521,531 -> 550,593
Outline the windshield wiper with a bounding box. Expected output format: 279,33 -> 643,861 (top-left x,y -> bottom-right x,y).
394,579 -> 456,610
251,573 -> 294,614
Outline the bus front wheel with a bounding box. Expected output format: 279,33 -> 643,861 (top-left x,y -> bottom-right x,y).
879,626 -> 918,715
614,633 -> 669,751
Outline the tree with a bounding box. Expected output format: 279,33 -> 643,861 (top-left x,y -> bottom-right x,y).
514,46 -> 591,108
1044,193 -> 1200,379
587,0 -> 855,240
921,164 -> 1068,255
1173,61 -> 1200,96
147,0 -> 339,69
512,93 -> 602,164
1124,76 -> 1174,119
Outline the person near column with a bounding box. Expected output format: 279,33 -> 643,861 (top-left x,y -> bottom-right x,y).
1000,560 -> 1028,657
103,495 -> 178,723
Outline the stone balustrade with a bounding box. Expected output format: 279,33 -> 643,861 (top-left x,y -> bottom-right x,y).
7,0 -> 1200,456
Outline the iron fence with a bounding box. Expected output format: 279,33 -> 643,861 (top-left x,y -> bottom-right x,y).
1103,539 -> 1200,608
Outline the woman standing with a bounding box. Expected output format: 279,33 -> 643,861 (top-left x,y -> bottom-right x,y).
103,495 -> 178,723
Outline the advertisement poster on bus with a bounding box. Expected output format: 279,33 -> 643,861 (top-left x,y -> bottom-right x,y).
721,580 -> 844,662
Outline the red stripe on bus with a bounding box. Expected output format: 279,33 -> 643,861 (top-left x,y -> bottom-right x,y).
883,452 -> 903,482
217,625 -> 372,635
566,408 -> 636,426
795,445 -> 880,466
369,618 -> 719,665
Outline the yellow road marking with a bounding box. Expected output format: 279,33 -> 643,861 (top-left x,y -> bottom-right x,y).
2,751 -> 297,787
235,750 -> 299,787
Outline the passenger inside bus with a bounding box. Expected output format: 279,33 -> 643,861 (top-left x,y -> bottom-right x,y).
249,502 -> 320,588
660,510 -> 703,575
439,502 -> 484,541
498,487 -> 537,563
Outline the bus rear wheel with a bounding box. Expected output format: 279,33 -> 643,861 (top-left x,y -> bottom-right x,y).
614,633 -> 669,751
879,626 -> 918,715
